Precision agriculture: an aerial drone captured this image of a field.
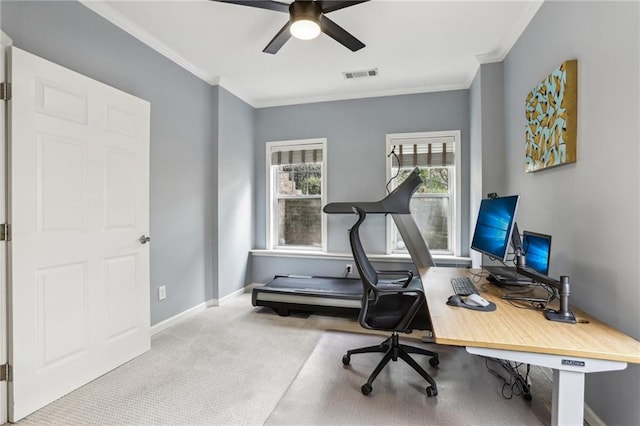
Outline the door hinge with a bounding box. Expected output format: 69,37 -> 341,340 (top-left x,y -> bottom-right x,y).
0,364 -> 12,382
0,224 -> 11,241
0,82 -> 10,101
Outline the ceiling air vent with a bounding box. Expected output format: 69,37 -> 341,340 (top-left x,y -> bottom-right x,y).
343,68 -> 378,80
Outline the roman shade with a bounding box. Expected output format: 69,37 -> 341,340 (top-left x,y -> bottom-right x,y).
391,137 -> 455,168
271,147 -> 323,165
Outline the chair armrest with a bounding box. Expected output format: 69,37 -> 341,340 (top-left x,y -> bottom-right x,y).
375,284 -> 423,296
376,270 -> 414,287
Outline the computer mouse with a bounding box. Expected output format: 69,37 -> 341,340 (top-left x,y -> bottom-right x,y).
465,293 -> 490,307
446,294 -> 464,306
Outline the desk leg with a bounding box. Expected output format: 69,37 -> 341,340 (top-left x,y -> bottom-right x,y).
465,347 -> 626,426
552,369 -> 584,426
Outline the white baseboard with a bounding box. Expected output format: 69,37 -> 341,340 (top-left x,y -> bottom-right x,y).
150,301 -> 211,336
217,284 -> 252,304
151,284 -> 257,335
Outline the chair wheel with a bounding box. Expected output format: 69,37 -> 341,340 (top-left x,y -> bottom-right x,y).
361,383 -> 372,395
426,386 -> 438,397
429,357 -> 439,367
342,354 -> 350,365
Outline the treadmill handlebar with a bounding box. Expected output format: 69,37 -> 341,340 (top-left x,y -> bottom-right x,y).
323,201 -> 400,214
323,168 -> 422,215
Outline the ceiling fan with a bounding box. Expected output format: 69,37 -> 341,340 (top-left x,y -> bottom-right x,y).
212,1 -> 370,54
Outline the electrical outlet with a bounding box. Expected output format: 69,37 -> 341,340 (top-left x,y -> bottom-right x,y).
158,285 -> 166,301
346,264 -> 353,274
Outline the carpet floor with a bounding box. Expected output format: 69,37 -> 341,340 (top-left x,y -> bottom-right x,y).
16,292 -> 554,425
267,330 -> 550,425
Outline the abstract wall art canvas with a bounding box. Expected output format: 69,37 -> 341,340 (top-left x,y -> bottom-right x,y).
525,60 -> 578,172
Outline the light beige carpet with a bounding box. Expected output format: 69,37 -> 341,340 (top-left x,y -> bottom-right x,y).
16,295 -> 339,425
15,293 -> 554,425
266,330 -> 551,426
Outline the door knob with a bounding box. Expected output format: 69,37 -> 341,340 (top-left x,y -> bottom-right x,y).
139,235 -> 151,244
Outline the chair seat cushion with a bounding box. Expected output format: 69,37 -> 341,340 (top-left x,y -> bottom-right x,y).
364,294 -> 431,331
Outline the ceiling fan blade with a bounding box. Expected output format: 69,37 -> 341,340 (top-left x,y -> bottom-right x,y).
263,22 -> 292,54
318,1 -> 370,14
210,0 -> 289,13
320,16 -> 365,52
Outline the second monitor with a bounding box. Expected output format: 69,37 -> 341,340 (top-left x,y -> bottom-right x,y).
485,228 -> 552,283
522,230 -> 552,275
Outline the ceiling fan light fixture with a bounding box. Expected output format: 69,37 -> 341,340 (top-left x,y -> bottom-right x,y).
290,19 -> 321,40
289,1 -> 322,40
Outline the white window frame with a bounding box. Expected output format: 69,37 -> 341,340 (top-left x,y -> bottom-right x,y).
385,130 -> 461,256
266,138 -> 327,252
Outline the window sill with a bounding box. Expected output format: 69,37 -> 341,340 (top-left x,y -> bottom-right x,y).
250,249 -> 471,267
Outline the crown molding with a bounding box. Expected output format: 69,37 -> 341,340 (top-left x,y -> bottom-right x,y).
80,1 -> 261,106
214,77 -> 258,107
79,0 -> 518,109
252,82 -> 469,109
476,0 -> 544,65
79,0 -> 218,85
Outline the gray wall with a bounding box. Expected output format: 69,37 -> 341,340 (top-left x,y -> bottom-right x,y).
1,1 -> 220,325
503,1 -> 639,424
469,67 -> 482,269
468,63 -> 506,268
217,87 -> 255,297
253,91 -> 470,280
479,63 -> 505,198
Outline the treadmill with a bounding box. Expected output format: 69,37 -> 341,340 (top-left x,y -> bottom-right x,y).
252,168 -> 435,316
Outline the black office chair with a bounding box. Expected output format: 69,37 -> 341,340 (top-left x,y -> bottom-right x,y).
342,207 -> 439,397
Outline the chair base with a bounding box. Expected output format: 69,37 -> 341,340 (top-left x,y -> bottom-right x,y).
342,331 -> 439,396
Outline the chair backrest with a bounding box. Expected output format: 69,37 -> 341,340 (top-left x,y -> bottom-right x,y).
349,207 -> 378,288
348,207 -> 381,331
349,206 -> 430,332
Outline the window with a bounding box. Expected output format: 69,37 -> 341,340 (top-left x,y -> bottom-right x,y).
266,139 -> 327,251
386,131 -> 461,256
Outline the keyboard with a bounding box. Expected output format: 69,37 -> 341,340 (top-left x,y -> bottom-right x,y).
450,277 -> 479,296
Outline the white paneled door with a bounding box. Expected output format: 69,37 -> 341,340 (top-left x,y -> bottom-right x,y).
8,47 -> 150,421
0,34 -> 9,426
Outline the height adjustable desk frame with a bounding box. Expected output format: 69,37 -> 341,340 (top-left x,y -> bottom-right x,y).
467,347 -> 626,425
422,267 -> 640,426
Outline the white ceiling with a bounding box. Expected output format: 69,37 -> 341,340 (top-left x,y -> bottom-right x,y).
81,0 -> 543,107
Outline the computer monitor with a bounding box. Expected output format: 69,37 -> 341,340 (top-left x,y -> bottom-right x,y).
522,231 -> 552,275
471,195 -> 520,262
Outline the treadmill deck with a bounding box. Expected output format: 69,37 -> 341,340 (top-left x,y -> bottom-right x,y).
252,274 -> 423,317
252,275 -> 363,316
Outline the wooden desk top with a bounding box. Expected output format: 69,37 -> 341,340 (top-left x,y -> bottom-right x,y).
421,267 -> 640,364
